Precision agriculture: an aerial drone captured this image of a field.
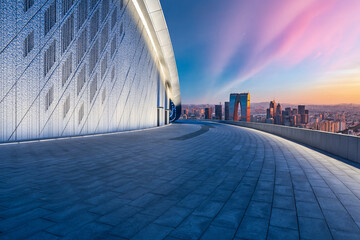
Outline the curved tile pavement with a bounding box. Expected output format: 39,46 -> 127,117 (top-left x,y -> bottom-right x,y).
0,121 -> 360,239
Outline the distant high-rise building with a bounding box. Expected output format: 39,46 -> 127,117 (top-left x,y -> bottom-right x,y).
266,109 -> 271,119
283,107 -> 292,126
298,105 -> 306,115
333,121 -> 340,133
320,113 -> 325,120
285,108 -> 291,116
266,100 -> 276,119
205,108 -> 211,119
291,115 -> 297,126
304,109 -> 309,124
275,103 -> 282,124
224,102 -> 229,120
276,104 -> 282,115
266,100 -> 281,124
240,93 -> 250,122
229,93 -> 250,122
339,121 -> 347,131
215,105 -> 222,120
318,120 -> 340,133
298,105 -> 309,124
270,100 -> 276,110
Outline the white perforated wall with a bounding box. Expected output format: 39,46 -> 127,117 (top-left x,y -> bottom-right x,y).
0,0 -> 170,142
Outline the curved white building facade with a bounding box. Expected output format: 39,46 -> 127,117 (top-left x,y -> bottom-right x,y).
0,0 -> 180,143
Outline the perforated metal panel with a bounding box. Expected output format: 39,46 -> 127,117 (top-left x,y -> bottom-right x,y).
0,0 -> 169,142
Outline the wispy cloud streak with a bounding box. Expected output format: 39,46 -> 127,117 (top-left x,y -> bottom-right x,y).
211,0 -> 360,94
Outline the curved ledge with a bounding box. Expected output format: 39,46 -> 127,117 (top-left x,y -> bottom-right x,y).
216,120 -> 360,164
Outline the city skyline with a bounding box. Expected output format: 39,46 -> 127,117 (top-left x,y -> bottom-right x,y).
162,0 -> 360,105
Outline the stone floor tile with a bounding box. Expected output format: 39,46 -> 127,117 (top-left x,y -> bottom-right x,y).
273,195 -> 296,210
245,201 -> 272,219
154,206 -> 192,228
236,215 -> 268,240
62,222 -> 112,240
88,197 -> 131,215
110,213 -> 156,239
168,214 -> 212,240
176,193 -> 208,209
298,217 -> 332,240
296,201 -> 323,219
274,185 -> 294,197
322,209 -> 360,234
132,223 -> 174,240
267,226 -> 299,240
270,208 -> 298,230
294,190 -> 317,203
98,205 -> 141,226
26,231 -> 60,240
200,224 -> 236,240
192,200 -> 224,218
252,190 -> 273,203
46,211 -> 98,236
211,207 -> 246,229
1,218 -> 54,240
0,208 -> 53,232
313,187 -> 337,199
331,229 -> 360,240
317,197 -> 345,210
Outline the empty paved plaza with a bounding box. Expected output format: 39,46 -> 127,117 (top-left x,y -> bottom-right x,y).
1,121 -> 360,239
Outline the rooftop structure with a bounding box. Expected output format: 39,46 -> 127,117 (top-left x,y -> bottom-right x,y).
0,0 -> 180,143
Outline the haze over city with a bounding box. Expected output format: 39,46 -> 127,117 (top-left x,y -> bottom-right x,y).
162,0 -> 360,105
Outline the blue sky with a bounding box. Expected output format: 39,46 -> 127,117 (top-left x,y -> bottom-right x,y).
161,0 -> 360,105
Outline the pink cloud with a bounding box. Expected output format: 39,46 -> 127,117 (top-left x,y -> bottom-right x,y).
211,0 -> 360,93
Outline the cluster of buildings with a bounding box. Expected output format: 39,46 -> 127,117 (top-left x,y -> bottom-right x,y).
307,113 -> 347,133
265,101 -> 309,126
182,104 -> 223,120
182,106 -> 208,119
181,96 -> 359,136
181,93 -> 250,122
262,101 -> 355,134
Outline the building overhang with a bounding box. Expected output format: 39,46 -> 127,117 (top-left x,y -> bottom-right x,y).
130,0 -> 181,107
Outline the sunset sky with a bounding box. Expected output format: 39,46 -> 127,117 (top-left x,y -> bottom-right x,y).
161,0 -> 360,105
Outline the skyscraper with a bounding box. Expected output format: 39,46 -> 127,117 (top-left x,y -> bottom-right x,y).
205,108 -> 212,119
215,105 -> 222,120
276,104 -> 282,116
298,105 -> 306,115
267,100 -> 276,119
270,100 -> 277,110
266,100 -> 276,122
240,93 -> 250,122
224,102 -> 229,120
298,105 -> 308,124
275,103 -> 282,124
